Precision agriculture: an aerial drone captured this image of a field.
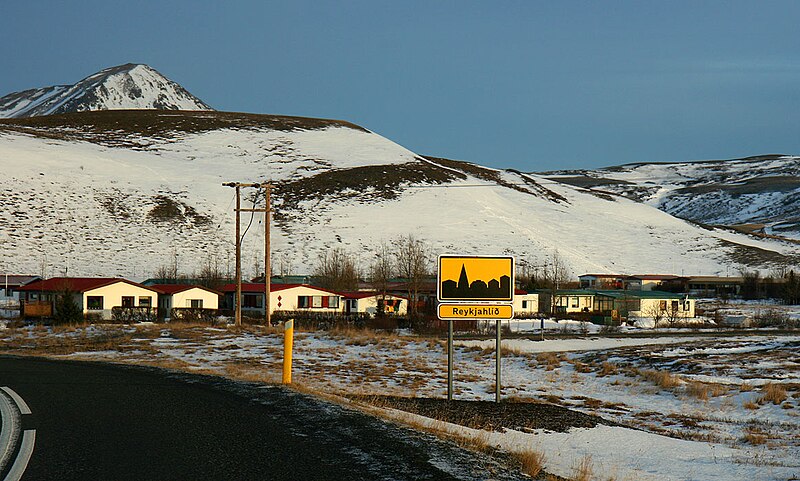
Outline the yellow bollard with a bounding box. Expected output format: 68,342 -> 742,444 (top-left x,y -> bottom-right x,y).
282,319 -> 294,384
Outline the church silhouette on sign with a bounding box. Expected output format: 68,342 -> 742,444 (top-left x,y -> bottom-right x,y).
441,264 -> 511,300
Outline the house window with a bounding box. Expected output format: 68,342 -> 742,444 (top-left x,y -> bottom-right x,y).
312,296 -> 323,308
87,296 -> 103,310
659,300 -> 667,311
522,300 -> 528,309
298,296 -> 310,308
189,299 -> 203,309
121,296 -> 135,307
671,300 -> 679,311
328,296 -> 340,309
139,296 -> 151,307
571,297 -> 579,308
243,294 -> 262,308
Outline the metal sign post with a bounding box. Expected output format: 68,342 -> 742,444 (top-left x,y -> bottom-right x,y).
437,255 -> 514,403
447,320 -> 454,401
496,319 -> 502,403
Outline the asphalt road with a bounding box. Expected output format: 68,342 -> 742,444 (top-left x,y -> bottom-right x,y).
0,356 -> 523,481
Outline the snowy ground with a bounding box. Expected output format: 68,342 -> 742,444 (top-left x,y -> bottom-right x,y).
1,322 -> 798,480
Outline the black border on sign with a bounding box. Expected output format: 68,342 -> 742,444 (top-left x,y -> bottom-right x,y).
437,255 -> 515,303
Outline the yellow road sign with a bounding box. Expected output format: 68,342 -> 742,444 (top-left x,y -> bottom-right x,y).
438,255 -> 515,302
437,303 -> 514,320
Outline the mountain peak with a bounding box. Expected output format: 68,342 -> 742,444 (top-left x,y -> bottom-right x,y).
0,63 -> 212,118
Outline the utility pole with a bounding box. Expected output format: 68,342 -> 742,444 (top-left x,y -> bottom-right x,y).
223,182 -> 272,328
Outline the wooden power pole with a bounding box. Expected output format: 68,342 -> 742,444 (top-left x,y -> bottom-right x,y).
223,182 -> 272,327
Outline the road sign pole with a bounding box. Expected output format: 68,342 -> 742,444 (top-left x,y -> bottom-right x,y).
496,319 -> 501,403
447,320 -> 453,401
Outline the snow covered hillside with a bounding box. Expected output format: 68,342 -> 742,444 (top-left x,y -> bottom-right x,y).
0,64 -> 211,118
1,110 -> 799,279
544,155 -> 800,240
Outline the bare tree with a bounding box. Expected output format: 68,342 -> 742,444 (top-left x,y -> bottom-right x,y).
542,250 -> 571,316
740,270 -> 761,300
664,300 -> 684,327
369,242 -> 395,317
154,251 -> 179,283
274,251 -> 293,278
642,301 -> 665,329
252,250 -> 263,282
196,254 -> 227,290
394,235 -> 431,322
313,247 -> 360,291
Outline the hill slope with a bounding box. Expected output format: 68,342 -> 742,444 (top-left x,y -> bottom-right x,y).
0,64 -> 211,118
1,110 -> 798,279
543,155 -> 800,240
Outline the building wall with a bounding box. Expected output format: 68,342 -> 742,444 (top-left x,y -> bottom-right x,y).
172,289 -> 220,310
513,293 -> 539,316
229,286 -> 345,314
350,295 -> 407,316
83,283 -> 158,320
633,297 -> 695,319
554,294 -> 594,313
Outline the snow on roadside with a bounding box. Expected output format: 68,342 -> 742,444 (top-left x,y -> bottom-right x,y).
4,327 -> 799,480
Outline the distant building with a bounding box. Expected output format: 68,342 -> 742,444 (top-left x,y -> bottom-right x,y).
18,277 -> 159,320
0,275 -> 41,304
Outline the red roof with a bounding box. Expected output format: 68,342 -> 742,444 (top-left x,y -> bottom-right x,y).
631,274 -> 682,281
148,284 -> 222,296
515,288 -> 529,295
218,283 -> 343,296
18,277 -> 158,293
340,291 -> 409,300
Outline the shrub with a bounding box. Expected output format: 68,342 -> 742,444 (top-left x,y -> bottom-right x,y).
759,383 -> 788,405
513,449 -> 546,478
641,369 -> 682,389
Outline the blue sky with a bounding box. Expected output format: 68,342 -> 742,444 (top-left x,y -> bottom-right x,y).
2,1 -> 799,171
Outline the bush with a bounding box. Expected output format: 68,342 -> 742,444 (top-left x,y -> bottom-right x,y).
53,290 -> 83,325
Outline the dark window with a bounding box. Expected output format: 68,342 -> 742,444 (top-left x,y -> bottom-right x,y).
139,296 -> 151,307
122,296 -> 135,307
671,300 -> 679,311
190,299 -> 203,309
522,300 -> 527,309
243,294 -> 262,308
298,296 -> 310,308
659,300 -> 667,310
87,296 -> 103,310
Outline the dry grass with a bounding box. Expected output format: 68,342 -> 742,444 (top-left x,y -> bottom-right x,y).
759,383 -> 788,405
597,362 -> 618,377
740,382 -> 754,392
571,454 -> 594,481
686,382 -> 710,401
512,449 -> 546,478
743,400 -> 760,410
641,369 -> 683,389
743,432 -> 768,445
536,352 -> 563,371
455,430 -> 495,454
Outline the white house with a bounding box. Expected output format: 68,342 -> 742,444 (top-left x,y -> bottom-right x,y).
18,277 -> 159,320
341,292 -> 408,316
513,289 -> 539,317
149,284 -> 221,313
221,283 -> 345,315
